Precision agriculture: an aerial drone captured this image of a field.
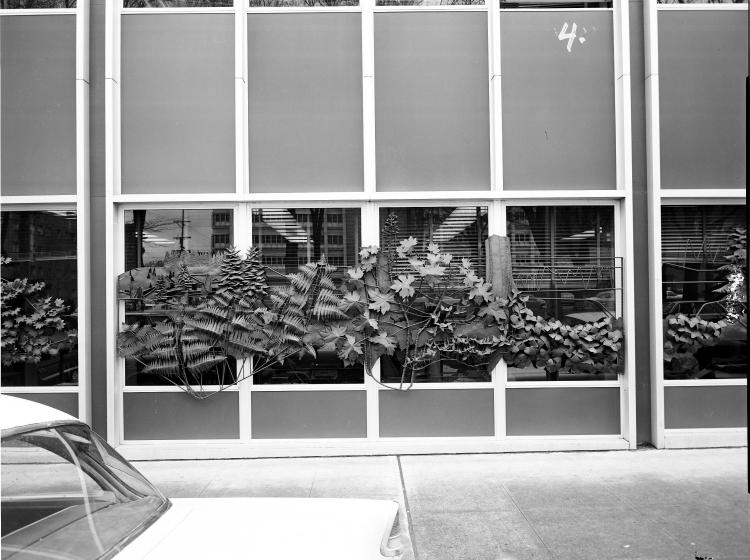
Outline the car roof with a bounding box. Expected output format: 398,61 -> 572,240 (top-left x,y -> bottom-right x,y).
0,394 -> 81,433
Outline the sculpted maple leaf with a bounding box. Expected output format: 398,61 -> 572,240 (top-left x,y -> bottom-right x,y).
340,290 -> 365,312
390,274 -> 416,299
368,290 -> 395,314
396,237 -> 418,258
347,267 -> 364,281
427,242 -> 440,254
469,280 -> 493,302
369,332 -> 397,355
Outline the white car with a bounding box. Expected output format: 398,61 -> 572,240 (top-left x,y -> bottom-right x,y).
1,395 -> 403,559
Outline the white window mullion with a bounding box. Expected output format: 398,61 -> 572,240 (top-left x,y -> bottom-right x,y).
488,0 -> 502,193
362,0 -> 376,194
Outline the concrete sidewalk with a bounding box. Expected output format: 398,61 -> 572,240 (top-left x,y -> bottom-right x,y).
135,448 -> 750,560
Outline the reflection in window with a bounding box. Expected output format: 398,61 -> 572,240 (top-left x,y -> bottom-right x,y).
251,208 -> 364,384
1,0 -> 75,7
661,205 -> 747,380
1,211 -> 78,387
248,0 -> 356,6
507,206 -> 620,381
123,0 -> 232,7
378,207 -> 490,383
122,209 -> 234,385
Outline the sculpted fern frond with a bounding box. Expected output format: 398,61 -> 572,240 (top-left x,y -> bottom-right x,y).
186,354 -> 226,374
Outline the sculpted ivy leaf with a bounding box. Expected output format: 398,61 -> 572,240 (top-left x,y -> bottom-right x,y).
390,274 -> 416,299
478,302 -> 507,322
469,281 -> 493,302
369,332 -> 397,355
368,290 -> 395,314
396,237 -> 418,258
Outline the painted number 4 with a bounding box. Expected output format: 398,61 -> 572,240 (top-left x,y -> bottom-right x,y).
558,22 -> 586,53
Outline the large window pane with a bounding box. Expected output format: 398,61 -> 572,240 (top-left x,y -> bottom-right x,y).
661,205 -> 747,380
1,211 -> 78,387
121,209 -> 234,386
251,208 -> 363,384
378,206 -> 490,383
507,206 -> 620,381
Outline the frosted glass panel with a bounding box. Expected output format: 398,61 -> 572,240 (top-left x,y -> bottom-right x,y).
658,11 -> 747,189
248,14 -> 363,193
121,14 -> 235,194
0,16 -> 76,196
375,12 -> 490,191
501,11 -> 616,189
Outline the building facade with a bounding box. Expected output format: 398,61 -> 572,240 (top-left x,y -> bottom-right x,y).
0,0 -> 746,460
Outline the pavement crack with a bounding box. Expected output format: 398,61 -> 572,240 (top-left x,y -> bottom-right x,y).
500,483 -> 559,560
397,455 -> 419,560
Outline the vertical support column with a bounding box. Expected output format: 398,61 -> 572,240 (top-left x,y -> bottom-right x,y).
362,202 -> 380,440
235,1 -> 247,197
643,0 -> 664,448
104,0 -> 121,443
76,0 -> 91,423
614,0 -> 637,449
362,0 -> 376,194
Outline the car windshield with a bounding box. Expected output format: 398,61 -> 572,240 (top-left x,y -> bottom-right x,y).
2,423 -> 168,560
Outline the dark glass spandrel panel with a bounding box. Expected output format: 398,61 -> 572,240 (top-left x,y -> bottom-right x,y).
247,14 -> 363,193
378,207 -> 490,383
378,0 -> 482,5
251,208 -> 364,384
507,206 -> 620,381
124,0 -> 232,6
121,14 -> 235,194
658,0 -> 746,4
500,0 -> 611,7
658,11 -> 747,188
1,0 -> 75,7
122,209 -> 234,386
501,11 -> 616,189
249,0 -> 356,5
1,211 -> 78,387
0,15 -> 76,196
661,205 -> 747,380
375,12 -> 490,191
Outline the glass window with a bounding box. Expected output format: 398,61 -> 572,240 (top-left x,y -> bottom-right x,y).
251,208 -> 363,384
507,206 -> 621,381
378,207 -> 490,383
661,205 -> 747,380
1,211 -> 78,387
123,0 -> 232,7
2,424 -> 166,558
1,1 -> 75,7
120,209 -> 235,386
